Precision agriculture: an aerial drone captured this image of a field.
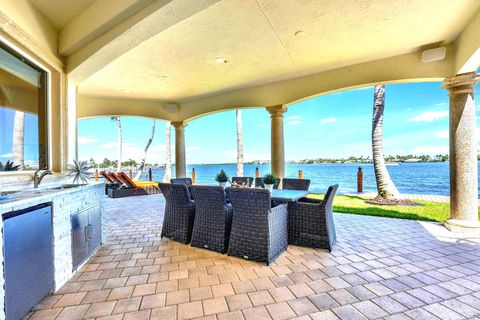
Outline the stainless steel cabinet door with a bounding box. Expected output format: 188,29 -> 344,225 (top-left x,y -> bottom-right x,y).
71,210 -> 89,269
88,205 -> 102,253
4,204 -> 54,320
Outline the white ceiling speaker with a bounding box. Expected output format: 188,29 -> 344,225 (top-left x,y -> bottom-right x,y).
421,47 -> 446,63
163,102 -> 179,113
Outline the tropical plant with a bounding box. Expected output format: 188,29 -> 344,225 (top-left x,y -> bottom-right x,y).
0,160 -> 21,171
371,85 -> 399,199
163,121 -> 172,182
135,119 -> 156,180
236,109 -> 244,176
263,173 -> 277,185
68,160 -> 91,184
12,111 -> 25,167
215,170 -> 229,183
88,157 -> 97,168
110,116 -> 122,171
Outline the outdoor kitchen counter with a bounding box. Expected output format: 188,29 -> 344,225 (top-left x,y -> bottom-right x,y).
0,182 -> 105,320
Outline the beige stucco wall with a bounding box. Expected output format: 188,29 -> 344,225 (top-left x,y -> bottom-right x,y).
454,8 -> 480,74
0,2 -> 72,173
0,0 -> 57,54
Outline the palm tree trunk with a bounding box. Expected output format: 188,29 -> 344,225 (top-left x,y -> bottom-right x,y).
12,111 -> 25,167
372,85 -> 399,199
134,120 -> 156,180
116,117 -> 122,172
163,121 -> 172,182
236,109 -> 244,176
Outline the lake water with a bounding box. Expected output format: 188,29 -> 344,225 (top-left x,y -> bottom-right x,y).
138,162 -> 480,196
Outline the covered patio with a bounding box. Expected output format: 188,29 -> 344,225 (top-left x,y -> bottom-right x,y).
0,0 -> 480,319
29,195 -> 480,320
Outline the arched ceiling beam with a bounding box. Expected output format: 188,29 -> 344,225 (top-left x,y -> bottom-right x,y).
78,47 -> 454,122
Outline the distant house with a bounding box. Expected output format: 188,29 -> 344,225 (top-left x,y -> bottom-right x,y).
404,158 -> 421,163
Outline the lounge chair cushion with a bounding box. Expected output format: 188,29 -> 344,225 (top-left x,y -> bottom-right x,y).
120,172 -> 158,188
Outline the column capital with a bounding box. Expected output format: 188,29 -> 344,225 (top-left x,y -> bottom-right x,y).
443,72 -> 479,95
266,105 -> 287,117
171,121 -> 187,129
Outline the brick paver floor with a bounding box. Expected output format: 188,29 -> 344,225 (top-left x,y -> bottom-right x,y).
29,194 -> 480,319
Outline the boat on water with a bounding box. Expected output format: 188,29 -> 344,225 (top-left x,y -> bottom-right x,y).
386,163 -> 400,166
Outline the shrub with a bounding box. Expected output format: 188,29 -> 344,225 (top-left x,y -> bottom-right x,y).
215,170 -> 229,182
263,173 -> 277,185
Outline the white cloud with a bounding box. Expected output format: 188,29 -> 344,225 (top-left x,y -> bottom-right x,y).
434,130 -> 449,139
435,129 -> 480,140
0,153 -> 12,158
286,115 -> 301,120
78,137 -> 98,144
410,146 -> 448,155
287,120 -> 302,126
320,118 -> 337,123
222,150 -> 237,158
435,102 -> 447,107
187,146 -> 201,152
150,144 -> 166,152
409,110 -> 448,122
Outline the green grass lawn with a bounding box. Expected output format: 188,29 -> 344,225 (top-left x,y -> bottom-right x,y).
308,194 -> 459,222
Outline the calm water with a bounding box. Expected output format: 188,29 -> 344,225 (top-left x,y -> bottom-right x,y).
138,162 -> 480,196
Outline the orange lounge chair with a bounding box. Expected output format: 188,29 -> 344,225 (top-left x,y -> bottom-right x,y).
100,171 -> 120,195
107,172 -> 160,198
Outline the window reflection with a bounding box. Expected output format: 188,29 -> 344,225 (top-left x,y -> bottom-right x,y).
0,43 -> 47,171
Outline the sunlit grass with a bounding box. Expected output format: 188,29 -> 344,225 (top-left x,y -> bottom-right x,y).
307,194 -> 466,222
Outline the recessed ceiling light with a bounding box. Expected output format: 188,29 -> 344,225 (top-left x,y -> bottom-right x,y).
215,57 -> 227,64
122,89 -> 130,93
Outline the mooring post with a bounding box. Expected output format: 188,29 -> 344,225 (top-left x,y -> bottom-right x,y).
192,168 -> 196,184
148,167 -> 152,181
357,167 -> 363,193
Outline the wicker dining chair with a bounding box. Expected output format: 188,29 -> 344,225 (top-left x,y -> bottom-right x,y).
226,188 -> 288,265
282,178 -> 311,191
231,177 -> 254,187
287,184 -> 338,251
190,186 -> 233,253
158,183 -> 196,244
170,178 -> 193,186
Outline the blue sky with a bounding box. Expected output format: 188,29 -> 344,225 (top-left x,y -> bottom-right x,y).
0,108 -> 39,164
78,82 -> 480,165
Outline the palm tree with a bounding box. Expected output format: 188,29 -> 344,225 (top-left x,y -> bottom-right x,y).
372,85 -> 399,199
163,121 -> 172,182
12,111 -> 25,168
110,116 -> 122,171
134,119 -> 156,180
236,109 -> 244,176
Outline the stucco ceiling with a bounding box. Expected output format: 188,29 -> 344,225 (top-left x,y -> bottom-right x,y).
77,0 -> 480,102
29,0 -> 96,29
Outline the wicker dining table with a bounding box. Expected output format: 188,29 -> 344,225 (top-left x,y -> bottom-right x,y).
270,189 -> 309,202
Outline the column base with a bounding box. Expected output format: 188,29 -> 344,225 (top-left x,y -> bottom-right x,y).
444,219 -> 480,234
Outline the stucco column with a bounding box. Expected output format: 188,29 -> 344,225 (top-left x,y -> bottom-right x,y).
172,121 -> 187,178
266,105 -> 287,181
443,72 -> 480,233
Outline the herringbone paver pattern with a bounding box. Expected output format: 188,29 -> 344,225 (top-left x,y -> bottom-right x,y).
29,194 -> 480,319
